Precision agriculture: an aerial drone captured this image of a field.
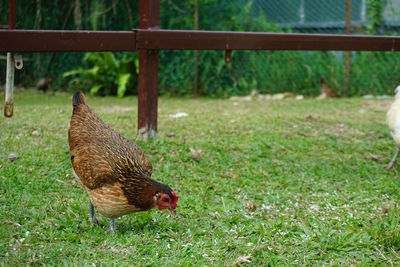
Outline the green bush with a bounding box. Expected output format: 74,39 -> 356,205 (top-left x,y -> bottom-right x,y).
63,52 -> 138,98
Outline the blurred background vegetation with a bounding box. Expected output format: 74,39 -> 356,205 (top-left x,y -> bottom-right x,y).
1,0 -> 400,97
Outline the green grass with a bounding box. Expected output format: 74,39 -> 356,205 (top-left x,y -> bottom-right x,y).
1,90 -> 400,265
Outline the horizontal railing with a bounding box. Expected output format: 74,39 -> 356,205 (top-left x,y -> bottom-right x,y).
0,30 -> 136,52
2,29 -> 400,52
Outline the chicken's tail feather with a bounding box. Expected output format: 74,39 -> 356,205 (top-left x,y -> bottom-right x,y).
72,91 -> 87,108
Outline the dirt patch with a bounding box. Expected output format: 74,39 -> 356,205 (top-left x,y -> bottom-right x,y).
362,100 -> 392,112
322,123 -> 365,140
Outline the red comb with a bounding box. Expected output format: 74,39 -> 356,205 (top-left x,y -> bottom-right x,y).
171,190 -> 179,208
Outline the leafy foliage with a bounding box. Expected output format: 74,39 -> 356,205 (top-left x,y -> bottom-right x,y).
158,1 -> 286,97
63,52 -> 138,98
158,0 -> 400,97
366,0 -> 386,35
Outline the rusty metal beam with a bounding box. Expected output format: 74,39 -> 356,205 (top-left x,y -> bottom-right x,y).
136,29 -> 400,51
3,29 -> 400,53
0,30 -> 136,52
137,0 -> 160,140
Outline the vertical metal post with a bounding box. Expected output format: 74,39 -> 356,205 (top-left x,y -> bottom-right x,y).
4,0 -> 17,118
9,0 -> 17,30
5,53 -> 15,118
299,0 -> 305,24
193,0 -> 199,97
137,0 -> 159,140
361,0 -> 366,23
344,0 -> 352,97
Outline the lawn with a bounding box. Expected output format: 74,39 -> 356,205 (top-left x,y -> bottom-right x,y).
1,90 -> 400,265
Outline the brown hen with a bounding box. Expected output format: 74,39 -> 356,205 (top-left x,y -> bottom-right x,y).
68,91 -> 179,232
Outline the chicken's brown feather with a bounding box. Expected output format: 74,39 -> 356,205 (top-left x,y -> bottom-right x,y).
69,102 -> 153,190
115,158 -> 160,210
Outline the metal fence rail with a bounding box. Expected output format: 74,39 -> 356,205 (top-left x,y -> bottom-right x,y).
0,30 -> 136,52
135,29 -> 400,51
3,29 -> 400,52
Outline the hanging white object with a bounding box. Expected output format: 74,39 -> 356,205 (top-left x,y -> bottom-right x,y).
14,53 -> 23,70
4,52 -> 22,117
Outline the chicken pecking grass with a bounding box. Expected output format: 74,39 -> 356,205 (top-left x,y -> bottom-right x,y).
68,91 -> 179,233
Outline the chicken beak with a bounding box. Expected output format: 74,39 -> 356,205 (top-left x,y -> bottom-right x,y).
169,207 -> 176,217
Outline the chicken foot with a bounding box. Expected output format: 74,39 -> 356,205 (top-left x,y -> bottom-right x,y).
89,201 -> 100,226
386,148 -> 399,169
89,201 -> 115,233
107,219 -> 116,233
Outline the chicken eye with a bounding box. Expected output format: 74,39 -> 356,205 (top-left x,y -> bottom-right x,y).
162,197 -> 169,202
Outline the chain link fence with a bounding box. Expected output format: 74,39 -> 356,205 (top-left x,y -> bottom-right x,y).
1,0 -> 400,97
257,0 -> 400,97
192,0 -> 400,97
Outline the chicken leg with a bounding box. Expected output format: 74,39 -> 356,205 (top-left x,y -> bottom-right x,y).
89,201 -> 100,226
386,148 -> 399,169
89,201 -> 115,232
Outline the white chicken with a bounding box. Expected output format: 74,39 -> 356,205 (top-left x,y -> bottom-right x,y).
386,85 -> 400,169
